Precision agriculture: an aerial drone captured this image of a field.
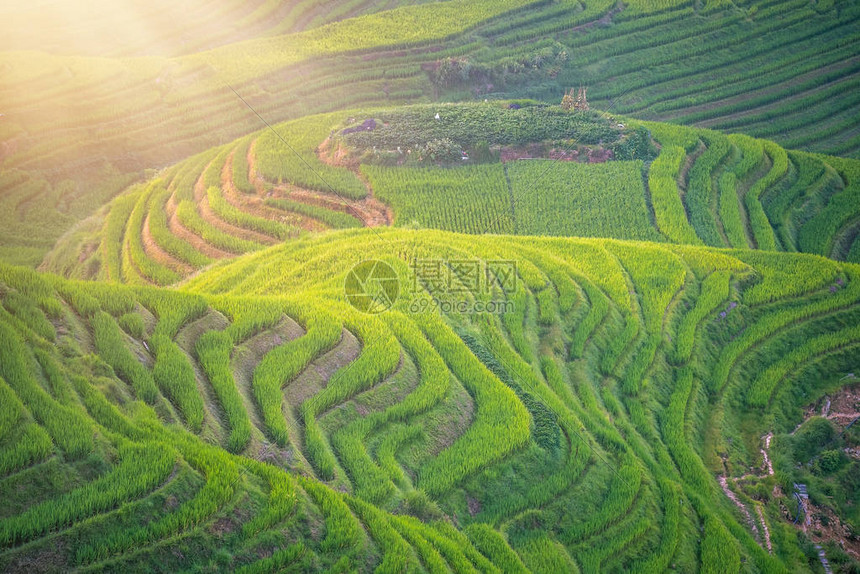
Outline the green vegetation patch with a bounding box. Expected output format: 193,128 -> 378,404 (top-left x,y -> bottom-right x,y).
343,103 -> 621,153
509,160 -> 663,241
363,163 -> 514,234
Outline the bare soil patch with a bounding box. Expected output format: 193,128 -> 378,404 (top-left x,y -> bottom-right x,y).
164,178 -> 234,260
142,213 -> 193,275
192,169 -> 276,246
221,149 -> 323,233
284,328 -> 361,408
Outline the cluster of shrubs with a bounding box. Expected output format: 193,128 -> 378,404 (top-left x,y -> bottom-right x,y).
342,103 -> 619,150
611,126 -> 658,161
340,103 -> 647,166
427,42 -> 569,92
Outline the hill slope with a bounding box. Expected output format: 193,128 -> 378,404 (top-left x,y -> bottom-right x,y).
2,229 -> 859,571
46,104 -> 860,283
2,0 -> 858,268
0,0 -> 437,57
3,2 -> 860,572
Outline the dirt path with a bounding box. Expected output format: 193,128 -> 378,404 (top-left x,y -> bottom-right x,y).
233,316 -> 306,434
782,383 -> 859,561
715,383 -> 860,566
762,433 -> 774,476
719,475 -> 762,544
273,185 -> 390,227
247,136 -> 390,227
284,328 -> 360,408
756,505 -> 773,553
175,310 -> 231,444
231,316 -> 309,468
246,138 -> 267,196
314,137 -> 393,225
142,131 -> 396,277
816,545 -> 835,574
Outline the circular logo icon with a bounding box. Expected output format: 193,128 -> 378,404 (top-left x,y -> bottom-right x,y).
345,260 -> 399,314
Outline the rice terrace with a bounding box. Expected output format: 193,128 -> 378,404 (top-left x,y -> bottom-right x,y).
1,0 -> 860,572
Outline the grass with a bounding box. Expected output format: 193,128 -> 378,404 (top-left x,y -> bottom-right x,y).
2,0 -> 860,565
6,0 -> 855,281
0,227 -> 859,570
364,163 -> 514,234
508,160 -> 663,241
45,104 -> 860,290
648,144 -> 703,245
264,198 -> 362,229
190,0 -> 544,81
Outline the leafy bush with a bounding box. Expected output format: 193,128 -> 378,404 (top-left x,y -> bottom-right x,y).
612,126 -> 657,162
416,138 -> 462,164
816,449 -> 846,475
793,417 -> 837,462
344,103 -> 619,150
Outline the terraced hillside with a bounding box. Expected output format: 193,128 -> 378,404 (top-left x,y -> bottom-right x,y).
351,105 -> 860,259
0,0 -> 435,57
47,104 -> 860,283
4,2 -> 860,572
640,122 -> 860,260
2,229 -> 859,572
3,0 -> 858,268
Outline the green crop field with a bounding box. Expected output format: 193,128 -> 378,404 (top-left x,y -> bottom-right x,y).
2,231 -> 860,572
42,103 -> 860,284
2,1 -> 860,572
3,0 -> 860,266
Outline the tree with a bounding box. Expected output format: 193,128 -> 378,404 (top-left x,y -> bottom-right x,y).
561,87 -> 589,111
561,88 -> 574,110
